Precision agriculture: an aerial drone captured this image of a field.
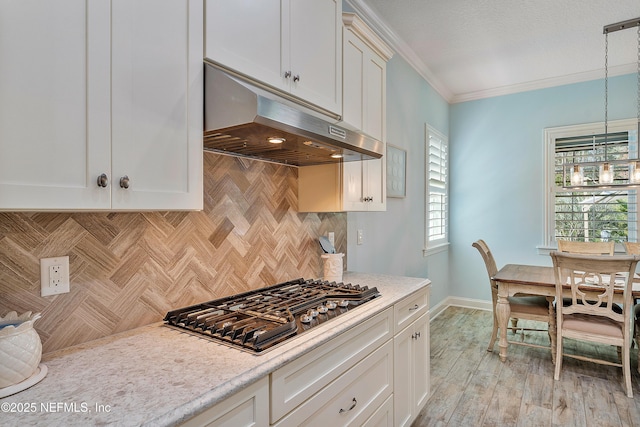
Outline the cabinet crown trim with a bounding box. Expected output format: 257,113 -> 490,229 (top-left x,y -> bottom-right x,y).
343,13 -> 394,61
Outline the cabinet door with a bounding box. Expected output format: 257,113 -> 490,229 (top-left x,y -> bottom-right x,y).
180,377 -> 269,427
364,156 -> 386,211
0,0 -> 111,210
343,32 -> 386,143
342,31 -> 366,132
342,161 -> 366,211
111,0 -> 203,210
288,0 -> 341,114
204,0 -> 284,91
413,313 -> 430,415
393,322 -> 414,427
393,312 -> 430,427
341,157 -> 386,212
363,54 -> 386,141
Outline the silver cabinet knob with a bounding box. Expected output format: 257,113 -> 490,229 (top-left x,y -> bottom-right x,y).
284,71 -> 292,79
119,175 -> 130,189
97,173 -> 108,188
293,74 -> 300,82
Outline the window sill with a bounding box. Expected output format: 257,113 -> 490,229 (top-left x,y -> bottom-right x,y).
536,245 -> 555,255
423,243 -> 449,257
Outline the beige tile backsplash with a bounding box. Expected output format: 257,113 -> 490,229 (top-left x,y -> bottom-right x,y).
0,153 -> 346,353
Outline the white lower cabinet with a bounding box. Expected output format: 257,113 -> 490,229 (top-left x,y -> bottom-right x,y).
180,377 -> 269,427
363,395 -> 394,427
270,307 -> 393,423
181,285 -> 431,427
273,340 -> 393,426
393,288 -> 431,427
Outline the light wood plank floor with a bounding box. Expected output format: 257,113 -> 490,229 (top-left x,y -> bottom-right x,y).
413,306 -> 640,427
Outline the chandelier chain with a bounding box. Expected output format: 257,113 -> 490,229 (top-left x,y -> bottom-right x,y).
604,32 -> 608,156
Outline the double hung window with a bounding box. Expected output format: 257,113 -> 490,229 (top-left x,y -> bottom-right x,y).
544,119 -> 639,246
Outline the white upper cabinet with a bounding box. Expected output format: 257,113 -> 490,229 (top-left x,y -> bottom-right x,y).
298,13 -> 392,212
111,0 -> 203,210
0,0 -> 111,210
340,13 -> 393,212
342,13 -> 392,142
0,0 -> 203,211
205,0 -> 342,115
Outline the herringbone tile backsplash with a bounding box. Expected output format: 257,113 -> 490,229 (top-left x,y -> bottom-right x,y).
0,153 -> 346,353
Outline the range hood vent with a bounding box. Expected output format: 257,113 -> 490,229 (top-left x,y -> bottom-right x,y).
204,62 -> 384,167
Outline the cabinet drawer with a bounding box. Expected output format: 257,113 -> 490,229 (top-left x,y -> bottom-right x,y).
180,377 -> 268,427
363,394 -> 393,427
270,307 -> 393,423
394,287 -> 429,333
273,340 -> 393,427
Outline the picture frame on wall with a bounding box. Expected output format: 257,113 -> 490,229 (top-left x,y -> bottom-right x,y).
386,144 -> 406,198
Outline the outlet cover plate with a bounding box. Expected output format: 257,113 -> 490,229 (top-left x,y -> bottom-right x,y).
40,256 -> 70,297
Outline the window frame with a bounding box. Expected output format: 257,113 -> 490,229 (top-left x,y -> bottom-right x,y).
543,118 -> 638,250
424,124 -> 449,256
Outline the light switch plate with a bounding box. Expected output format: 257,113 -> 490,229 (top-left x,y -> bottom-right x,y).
40,256 -> 70,296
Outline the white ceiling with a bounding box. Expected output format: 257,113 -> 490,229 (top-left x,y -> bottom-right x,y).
348,0 -> 640,103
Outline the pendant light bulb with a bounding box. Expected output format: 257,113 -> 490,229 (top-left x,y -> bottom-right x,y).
570,165 -> 584,186
599,162 -> 614,184
631,161 -> 640,184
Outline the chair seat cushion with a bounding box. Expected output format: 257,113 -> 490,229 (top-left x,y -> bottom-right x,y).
508,295 -> 550,316
563,313 -> 623,338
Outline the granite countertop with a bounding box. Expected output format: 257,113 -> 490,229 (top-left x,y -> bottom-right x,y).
0,272 -> 430,427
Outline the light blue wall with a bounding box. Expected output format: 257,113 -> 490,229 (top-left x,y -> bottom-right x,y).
449,74 -> 637,302
347,55 -> 451,308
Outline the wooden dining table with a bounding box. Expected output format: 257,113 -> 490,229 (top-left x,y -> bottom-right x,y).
491,263 -> 640,363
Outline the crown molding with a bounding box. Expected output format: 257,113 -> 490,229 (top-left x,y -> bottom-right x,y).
345,0 -> 637,104
345,0 -> 453,102
450,63 -> 637,103
342,12 -> 394,61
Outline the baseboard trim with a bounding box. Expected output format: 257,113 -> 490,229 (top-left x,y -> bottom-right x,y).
429,296 -> 492,321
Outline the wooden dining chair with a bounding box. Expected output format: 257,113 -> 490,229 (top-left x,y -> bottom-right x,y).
624,241 -> 640,255
550,251 -> 640,398
472,240 -> 555,355
557,239 -> 615,255
623,241 -> 640,372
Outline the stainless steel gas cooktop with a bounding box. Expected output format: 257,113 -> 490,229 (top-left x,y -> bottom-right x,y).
163,278 -> 380,353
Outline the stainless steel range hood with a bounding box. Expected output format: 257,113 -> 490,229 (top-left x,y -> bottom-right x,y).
203,62 -> 384,167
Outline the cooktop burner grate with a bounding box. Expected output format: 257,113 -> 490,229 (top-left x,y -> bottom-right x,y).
163,278 -> 380,353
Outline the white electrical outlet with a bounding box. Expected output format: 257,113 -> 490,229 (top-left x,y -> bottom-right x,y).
327,232 -> 335,247
40,256 -> 70,297
357,229 -> 364,245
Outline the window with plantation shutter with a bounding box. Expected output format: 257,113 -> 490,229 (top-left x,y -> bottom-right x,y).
425,125 -> 449,255
543,119 -> 639,248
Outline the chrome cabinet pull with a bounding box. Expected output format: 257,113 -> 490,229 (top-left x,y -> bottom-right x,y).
284,71 -> 292,79
293,74 -> 300,82
119,175 -> 130,189
408,304 -> 419,311
412,331 -> 421,339
339,397 -> 357,413
97,173 -> 109,188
